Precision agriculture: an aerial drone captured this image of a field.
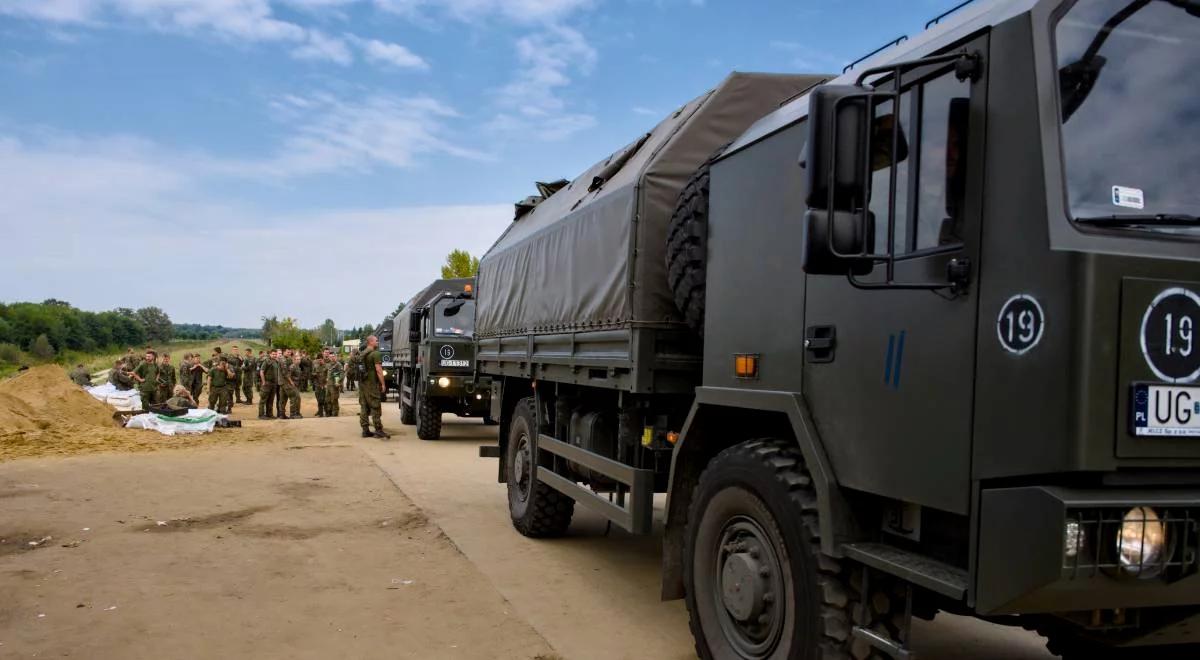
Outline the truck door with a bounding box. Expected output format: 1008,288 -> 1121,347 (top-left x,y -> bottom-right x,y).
803,47 -> 986,515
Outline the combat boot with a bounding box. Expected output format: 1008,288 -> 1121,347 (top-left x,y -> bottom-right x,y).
372,428 -> 390,439
361,427 -> 372,438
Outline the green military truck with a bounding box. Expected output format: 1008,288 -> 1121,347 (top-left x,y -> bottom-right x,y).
395,277 -> 493,440
476,1 -> 1200,657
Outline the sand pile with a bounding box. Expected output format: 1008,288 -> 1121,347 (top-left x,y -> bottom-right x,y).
0,365 -> 117,432
0,365 -> 281,461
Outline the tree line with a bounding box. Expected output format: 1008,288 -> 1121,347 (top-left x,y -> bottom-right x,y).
0,300 -> 173,358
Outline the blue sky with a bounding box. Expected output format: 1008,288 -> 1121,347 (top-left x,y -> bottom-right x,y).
0,0 -> 961,328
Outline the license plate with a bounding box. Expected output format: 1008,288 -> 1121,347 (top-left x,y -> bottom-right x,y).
1132,384 -> 1200,437
439,359 -> 469,368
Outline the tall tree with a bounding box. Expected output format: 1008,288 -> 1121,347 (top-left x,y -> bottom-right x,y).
135,306 -> 174,343
440,249 -> 480,279
317,319 -> 338,345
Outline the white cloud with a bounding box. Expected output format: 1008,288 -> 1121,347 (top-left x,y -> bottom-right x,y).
0,131 -> 509,326
350,35 -> 429,70
292,30 -> 353,64
372,0 -> 594,25
631,106 -> 657,116
238,93 -> 490,178
488,24 -> 596,140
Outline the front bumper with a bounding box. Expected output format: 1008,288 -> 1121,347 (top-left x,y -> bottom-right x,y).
977,486 -> 1200,615
425,374 -> 491,412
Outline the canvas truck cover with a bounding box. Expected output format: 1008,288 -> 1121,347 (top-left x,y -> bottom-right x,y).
476,72 -> 827,338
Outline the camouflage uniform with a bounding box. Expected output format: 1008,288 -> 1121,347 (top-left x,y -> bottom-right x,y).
259,357 -> 281,419
226,352 -> 244,404
312,359 -> 327,416
284,362 -> 302,418
358,347 -> 384,435
155,358 -> 176,403
300,354 -> 313,392
325,358 -> 342,417
110,365 -> 136,391
134,358 -> 159,408
241,353 -> 255,405
69,366 -> 90,386
207,359 -> 233,413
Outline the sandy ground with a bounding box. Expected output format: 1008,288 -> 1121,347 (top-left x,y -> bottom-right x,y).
1,390 -> 1056,659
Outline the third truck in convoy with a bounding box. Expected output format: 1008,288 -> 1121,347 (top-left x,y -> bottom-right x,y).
473,0 -> 1200,658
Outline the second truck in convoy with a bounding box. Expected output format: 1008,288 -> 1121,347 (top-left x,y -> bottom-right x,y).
474,0 -> 1200,658
395,278 -> 493,440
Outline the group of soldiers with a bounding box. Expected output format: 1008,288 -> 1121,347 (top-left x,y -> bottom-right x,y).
102,344 -> 362,419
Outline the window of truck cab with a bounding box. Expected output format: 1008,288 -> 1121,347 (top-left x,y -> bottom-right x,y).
867,65 -> 972,255
433,299 -> 475,338
1054,0 -> 1200,232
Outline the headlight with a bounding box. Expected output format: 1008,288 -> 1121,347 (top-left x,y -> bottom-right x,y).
1064,518 -> 1085,561
1117,506 -> 1168,578
437,377 -> 451,388
475,393 -> 483,400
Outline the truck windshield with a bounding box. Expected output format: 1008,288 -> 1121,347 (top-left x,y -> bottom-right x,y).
434,299 -> 475,338
1056,0 -> 1200,232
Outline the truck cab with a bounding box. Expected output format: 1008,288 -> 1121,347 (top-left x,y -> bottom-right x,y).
396,279 -> 493,440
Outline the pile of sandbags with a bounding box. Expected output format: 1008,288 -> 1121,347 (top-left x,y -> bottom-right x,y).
85,382 -> 143,412
124,409 -> 227,436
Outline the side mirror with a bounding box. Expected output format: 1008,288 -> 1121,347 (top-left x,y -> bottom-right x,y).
804,85 -> 870,212
408,310 -> 422,343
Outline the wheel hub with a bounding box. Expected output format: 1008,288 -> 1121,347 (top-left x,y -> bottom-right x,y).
721,551 -> 767,622
712,517 -> 785,658
513,435 -> 531,501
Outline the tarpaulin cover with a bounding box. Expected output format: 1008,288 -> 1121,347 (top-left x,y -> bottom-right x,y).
476,72 -> 827,337
85,382 -> 143,412
124,409 -> 225,436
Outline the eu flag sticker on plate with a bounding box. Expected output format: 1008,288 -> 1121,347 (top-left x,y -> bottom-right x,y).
1112,185 -> 1145,209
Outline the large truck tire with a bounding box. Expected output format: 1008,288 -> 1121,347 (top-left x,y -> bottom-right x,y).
399,370 -> 416,425
416,385 -> 442,440
684,438 -> 902,660
506,397 -> 574,537
666,153 -> 718,334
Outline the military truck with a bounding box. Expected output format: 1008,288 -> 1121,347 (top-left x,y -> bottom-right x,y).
395,277 -> 493,440
375,316 -> 395,400
476,2 -> 1200,657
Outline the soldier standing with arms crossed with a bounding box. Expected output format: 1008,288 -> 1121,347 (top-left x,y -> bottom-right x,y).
358,335 -> 388,438
132,350 -> 158,409
259,349 -> 280,419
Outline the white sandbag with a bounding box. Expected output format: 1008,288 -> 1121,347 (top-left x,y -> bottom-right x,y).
124,409 -> 225,436
85,382 -> 142,411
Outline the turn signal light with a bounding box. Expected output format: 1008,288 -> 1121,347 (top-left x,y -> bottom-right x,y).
734,354 -> 759,379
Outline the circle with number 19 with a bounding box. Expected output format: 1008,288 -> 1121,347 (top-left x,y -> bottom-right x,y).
997,294 -> 1045,355
1140,287 -> 1200,384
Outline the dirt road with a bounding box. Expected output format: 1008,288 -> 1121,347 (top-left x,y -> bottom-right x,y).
1,392 -> 1056,659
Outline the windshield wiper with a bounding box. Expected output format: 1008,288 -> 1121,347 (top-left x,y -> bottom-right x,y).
1078,213 -> 1198,227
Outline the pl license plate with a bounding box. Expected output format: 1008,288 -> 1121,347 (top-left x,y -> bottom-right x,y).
439,359 -> 469,368
1132,384 -> 1200,437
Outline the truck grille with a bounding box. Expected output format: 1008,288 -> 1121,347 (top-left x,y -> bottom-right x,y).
1063,507 -> 1200,581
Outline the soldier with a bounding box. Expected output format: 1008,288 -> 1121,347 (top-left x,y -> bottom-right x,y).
207,356 -> 234,413
186,354 -> 206,399
259,348 -> 282,420
299,351 -> 312,392
325,349 -> 342,417
155,353 -> 176,403
358,335 -> 388,438
241,347 -> 255,405
122,348 -> 138,370
226,345 -> 244,404
69,364 -> 90,386
109,361 -> 136,391
347,349 -> 361,392
282,356 -> 302,419
164,385 -> 197,410
312,354 -> 327,417
132,350 -> 159,409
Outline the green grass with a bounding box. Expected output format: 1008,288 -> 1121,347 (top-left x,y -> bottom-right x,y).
0,338 -> 271,381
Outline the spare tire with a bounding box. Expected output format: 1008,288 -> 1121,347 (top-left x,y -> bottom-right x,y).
666,151 -> 720,334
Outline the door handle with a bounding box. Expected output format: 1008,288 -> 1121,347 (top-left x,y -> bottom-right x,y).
805,326 -> 836,363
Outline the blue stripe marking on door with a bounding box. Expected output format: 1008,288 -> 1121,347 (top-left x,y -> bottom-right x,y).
892,330 -> 906,389
884,334 -> 895,385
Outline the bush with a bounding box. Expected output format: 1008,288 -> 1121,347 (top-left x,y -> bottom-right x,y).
30,333 -> 55,359
0,343 -> 22,364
